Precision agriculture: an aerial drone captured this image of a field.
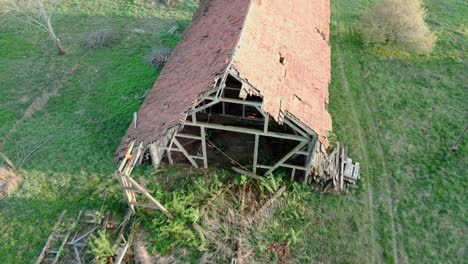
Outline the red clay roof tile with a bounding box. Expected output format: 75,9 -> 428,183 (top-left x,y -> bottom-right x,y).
117,0 -> 331,157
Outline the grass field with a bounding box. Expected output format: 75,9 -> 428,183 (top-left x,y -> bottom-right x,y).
0,0 -> 466,263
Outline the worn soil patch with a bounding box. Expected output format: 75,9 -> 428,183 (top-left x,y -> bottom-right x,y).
0,167 -> 20,199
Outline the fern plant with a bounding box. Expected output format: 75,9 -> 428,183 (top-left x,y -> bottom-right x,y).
88,231 -> 117,264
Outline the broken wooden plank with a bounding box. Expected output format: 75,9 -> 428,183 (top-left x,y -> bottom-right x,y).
232,167 -> 265,182
251,186 -> 286,220
126,176 -> 173,219
35,211 -> 67,264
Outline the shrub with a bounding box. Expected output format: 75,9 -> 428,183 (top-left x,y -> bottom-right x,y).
83,30 -> 117,51
145,47 -> 172,68
88,231 -> 117,264
358,0 -> 436,53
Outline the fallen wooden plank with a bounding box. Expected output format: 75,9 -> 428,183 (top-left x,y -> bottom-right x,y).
251,186 -> 286,220
232,167 -> 266,182
35,211 -> 67,264
126,177 -> 173,219
114,241 -> 130,264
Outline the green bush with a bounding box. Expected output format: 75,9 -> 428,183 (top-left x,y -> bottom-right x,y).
88,232 -> 117,264
358,0 -> 437,53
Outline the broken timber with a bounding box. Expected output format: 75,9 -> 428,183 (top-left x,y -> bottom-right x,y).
117,72 -> 361,193
116,141 -> 173,218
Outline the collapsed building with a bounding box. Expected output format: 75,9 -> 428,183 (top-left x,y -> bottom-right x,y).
115,0 -> 359,211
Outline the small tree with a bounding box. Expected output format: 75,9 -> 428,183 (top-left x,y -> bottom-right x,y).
358,0 -> 436,53
0,0 -> 65,55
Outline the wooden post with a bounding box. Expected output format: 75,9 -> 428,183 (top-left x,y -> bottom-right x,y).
290,168 -> 296,182
303,138 -> 316,184
149,143 -> 160,170
253,134 -> 259,174
449,125 -> 467,153
201,127 -> 208,169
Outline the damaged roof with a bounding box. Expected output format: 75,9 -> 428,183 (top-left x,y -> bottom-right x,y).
116,0 -> 332,158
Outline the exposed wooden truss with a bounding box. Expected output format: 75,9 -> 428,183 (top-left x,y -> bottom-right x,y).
116,141 -> 172,217
142,72 -> 319,180
116,69 -> 360,199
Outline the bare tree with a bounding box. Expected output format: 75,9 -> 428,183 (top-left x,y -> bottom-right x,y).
0,0 -> 65,55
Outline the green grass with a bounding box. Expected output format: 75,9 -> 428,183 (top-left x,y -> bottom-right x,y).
328,0 -> 467,262
0,0 -> 196,262
0,0 -> 466,263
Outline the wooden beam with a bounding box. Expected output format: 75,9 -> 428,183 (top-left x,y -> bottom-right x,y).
126,176 -> 173,219
35,211 -> 67,264
232,167 -> 265,182
201,127 -> 208,169
253,134 -> 259,174
256,164 -> 272,169
204,96 -> 263,108
303,137 -> 317,184
184,121 -> 308,142
188,98 -> 220,115
283,118 -> 309,138
291,168 -> 296,181
149,143 -> 161,170
172,138 -> 199,168
281,163 -> 307,171
264,141 -> 308,176
251,186 -> 286,220
176,133 -> 201,140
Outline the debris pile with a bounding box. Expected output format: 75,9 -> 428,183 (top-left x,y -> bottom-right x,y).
36,210 -> 133,264
309,142 -> 360,192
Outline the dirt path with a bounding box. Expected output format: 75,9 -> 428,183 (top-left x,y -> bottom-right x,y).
335,1 -> 399,263
333,0 -> 406,263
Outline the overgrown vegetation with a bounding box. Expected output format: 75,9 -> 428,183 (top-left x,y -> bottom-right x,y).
137,167 -> 311,262
83,30 -> 117,51
358,0 -> 437,53
145,46 -> 172,68
88,231 -> 117,264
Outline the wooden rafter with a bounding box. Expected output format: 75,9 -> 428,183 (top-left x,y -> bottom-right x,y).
116,141 -> 172,217
264,141 -> 308,176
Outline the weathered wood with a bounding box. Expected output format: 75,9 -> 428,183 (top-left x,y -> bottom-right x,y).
184,121 -> 308,142
69,226 -> 97,245
172,138 -> 199,168
133,112 -> 138,128
265,141 -> 308,176
449,125 -> 468,152
176,133 -> 202,140
232,167 -> 265,182
72,245 -> 82,264
253,134 -> 259,174
200,127 -> 208,169
251,186 -> 286,220
114,241 -> 130,264
35,211 -> 67,264
126,176 -> 173,219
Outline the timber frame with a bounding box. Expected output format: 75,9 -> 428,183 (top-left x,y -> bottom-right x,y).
116,69 -> 360,213
147,68 -> 319,183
